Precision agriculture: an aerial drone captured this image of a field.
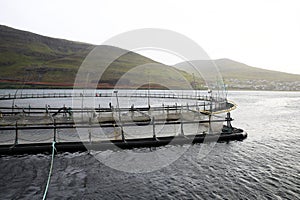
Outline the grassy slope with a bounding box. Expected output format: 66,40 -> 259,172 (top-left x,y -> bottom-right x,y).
174,59 -> 300,82
0,25 -> 194,89
0,25 -> 94,82
214,59 -> 300,82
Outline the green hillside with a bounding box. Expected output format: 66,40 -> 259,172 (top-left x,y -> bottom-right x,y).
214,59 -> 300,82
0,25 -> 194,89
175,59 -> 300,90
0,25 -> 94,82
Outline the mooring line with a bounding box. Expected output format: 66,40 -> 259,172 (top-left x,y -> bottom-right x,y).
42,141 -> 56,200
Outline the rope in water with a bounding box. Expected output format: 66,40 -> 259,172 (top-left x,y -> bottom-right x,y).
42,141 -> 56,200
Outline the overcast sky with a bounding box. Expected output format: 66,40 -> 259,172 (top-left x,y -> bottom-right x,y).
1,0 -> 300,74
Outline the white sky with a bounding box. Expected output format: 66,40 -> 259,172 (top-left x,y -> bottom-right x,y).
1,0 -> 300,74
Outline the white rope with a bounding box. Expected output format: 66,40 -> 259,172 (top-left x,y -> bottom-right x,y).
42,141 -> 56,200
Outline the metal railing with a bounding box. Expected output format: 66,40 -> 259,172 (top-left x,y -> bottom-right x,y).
0,91 -> 226,102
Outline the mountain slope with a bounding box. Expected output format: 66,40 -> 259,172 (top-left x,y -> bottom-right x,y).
174,59 -> 300,90
214,59 -> 300,82
0,25 -> 94,83
0,25 -> 194,89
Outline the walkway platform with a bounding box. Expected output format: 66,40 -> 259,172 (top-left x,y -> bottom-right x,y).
0,127 -> 247,155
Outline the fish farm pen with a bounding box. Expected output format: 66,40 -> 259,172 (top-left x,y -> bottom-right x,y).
0,90 -> 247,155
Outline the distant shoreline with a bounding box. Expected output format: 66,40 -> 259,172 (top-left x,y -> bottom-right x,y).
0,80 -> 299,92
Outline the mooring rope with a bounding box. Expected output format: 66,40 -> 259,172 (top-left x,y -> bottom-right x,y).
42,141 -> 56,200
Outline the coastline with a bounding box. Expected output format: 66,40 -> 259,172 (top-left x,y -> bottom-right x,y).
0,80 -> 299,92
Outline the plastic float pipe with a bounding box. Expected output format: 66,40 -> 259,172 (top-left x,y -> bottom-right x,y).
0,128 -> 247,155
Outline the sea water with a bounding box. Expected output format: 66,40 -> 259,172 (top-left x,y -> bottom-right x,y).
0,90 -> 299,199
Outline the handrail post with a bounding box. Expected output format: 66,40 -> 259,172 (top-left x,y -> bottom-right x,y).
98,104 -> 101,118
180,114 -> 184,136
53,119 -> 56,142
208,92 -> 213,134
28,104 -> 31,116
121,126 -> 125,142
152,117 -> 156,139
15,122 -> 18,145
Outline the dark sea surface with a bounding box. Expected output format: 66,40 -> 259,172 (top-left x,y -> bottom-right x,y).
0,91 -> 299,200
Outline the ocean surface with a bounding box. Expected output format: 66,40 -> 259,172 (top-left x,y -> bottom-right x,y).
0,90 -> 299,200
